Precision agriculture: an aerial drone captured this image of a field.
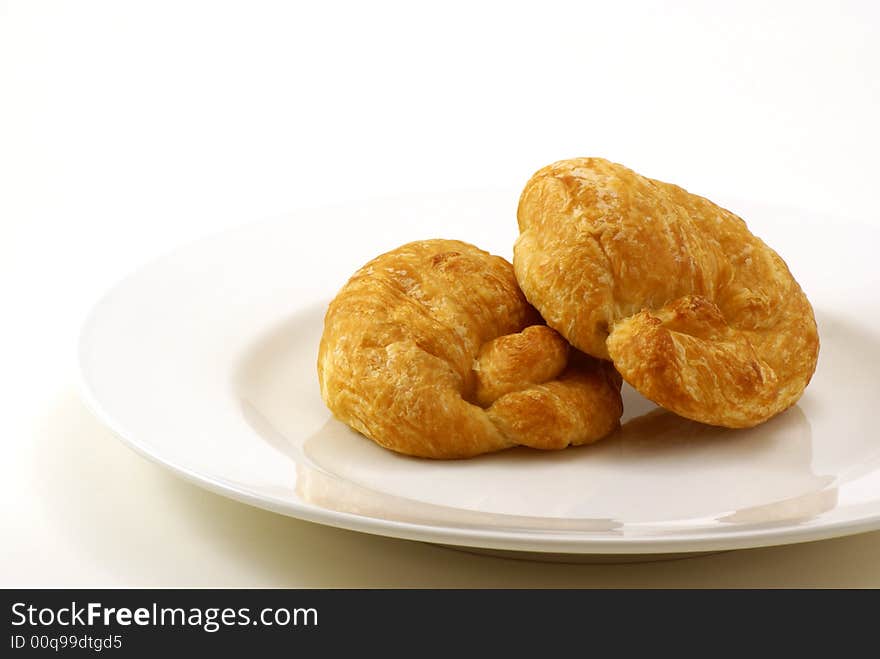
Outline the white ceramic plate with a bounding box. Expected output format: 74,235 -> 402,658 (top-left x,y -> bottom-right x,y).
79,191 -> 880,558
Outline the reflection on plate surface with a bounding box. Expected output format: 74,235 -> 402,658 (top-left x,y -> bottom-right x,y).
236,305 -> 877,534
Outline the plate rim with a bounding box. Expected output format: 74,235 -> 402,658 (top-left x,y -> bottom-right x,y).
76,373 -> 880,554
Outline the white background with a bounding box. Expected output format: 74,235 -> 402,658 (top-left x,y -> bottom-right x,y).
2,0 -> 879,586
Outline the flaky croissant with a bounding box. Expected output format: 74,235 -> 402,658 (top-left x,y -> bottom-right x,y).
318,239 -> 623,458
514,158 -> 819,428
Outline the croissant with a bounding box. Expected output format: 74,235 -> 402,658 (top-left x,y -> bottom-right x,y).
318,239 -> 623,458
514,158 -> 819,428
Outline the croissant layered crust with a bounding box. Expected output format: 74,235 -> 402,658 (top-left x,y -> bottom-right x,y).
514,158 -> 819,428
318,239 -> 623,458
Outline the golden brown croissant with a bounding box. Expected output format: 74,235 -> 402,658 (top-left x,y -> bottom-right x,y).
318,239 -> 623,458
514,158 -> 819,428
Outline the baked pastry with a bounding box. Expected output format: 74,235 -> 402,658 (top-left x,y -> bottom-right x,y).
514,158 -> 819,428
318,239 -> 623,458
